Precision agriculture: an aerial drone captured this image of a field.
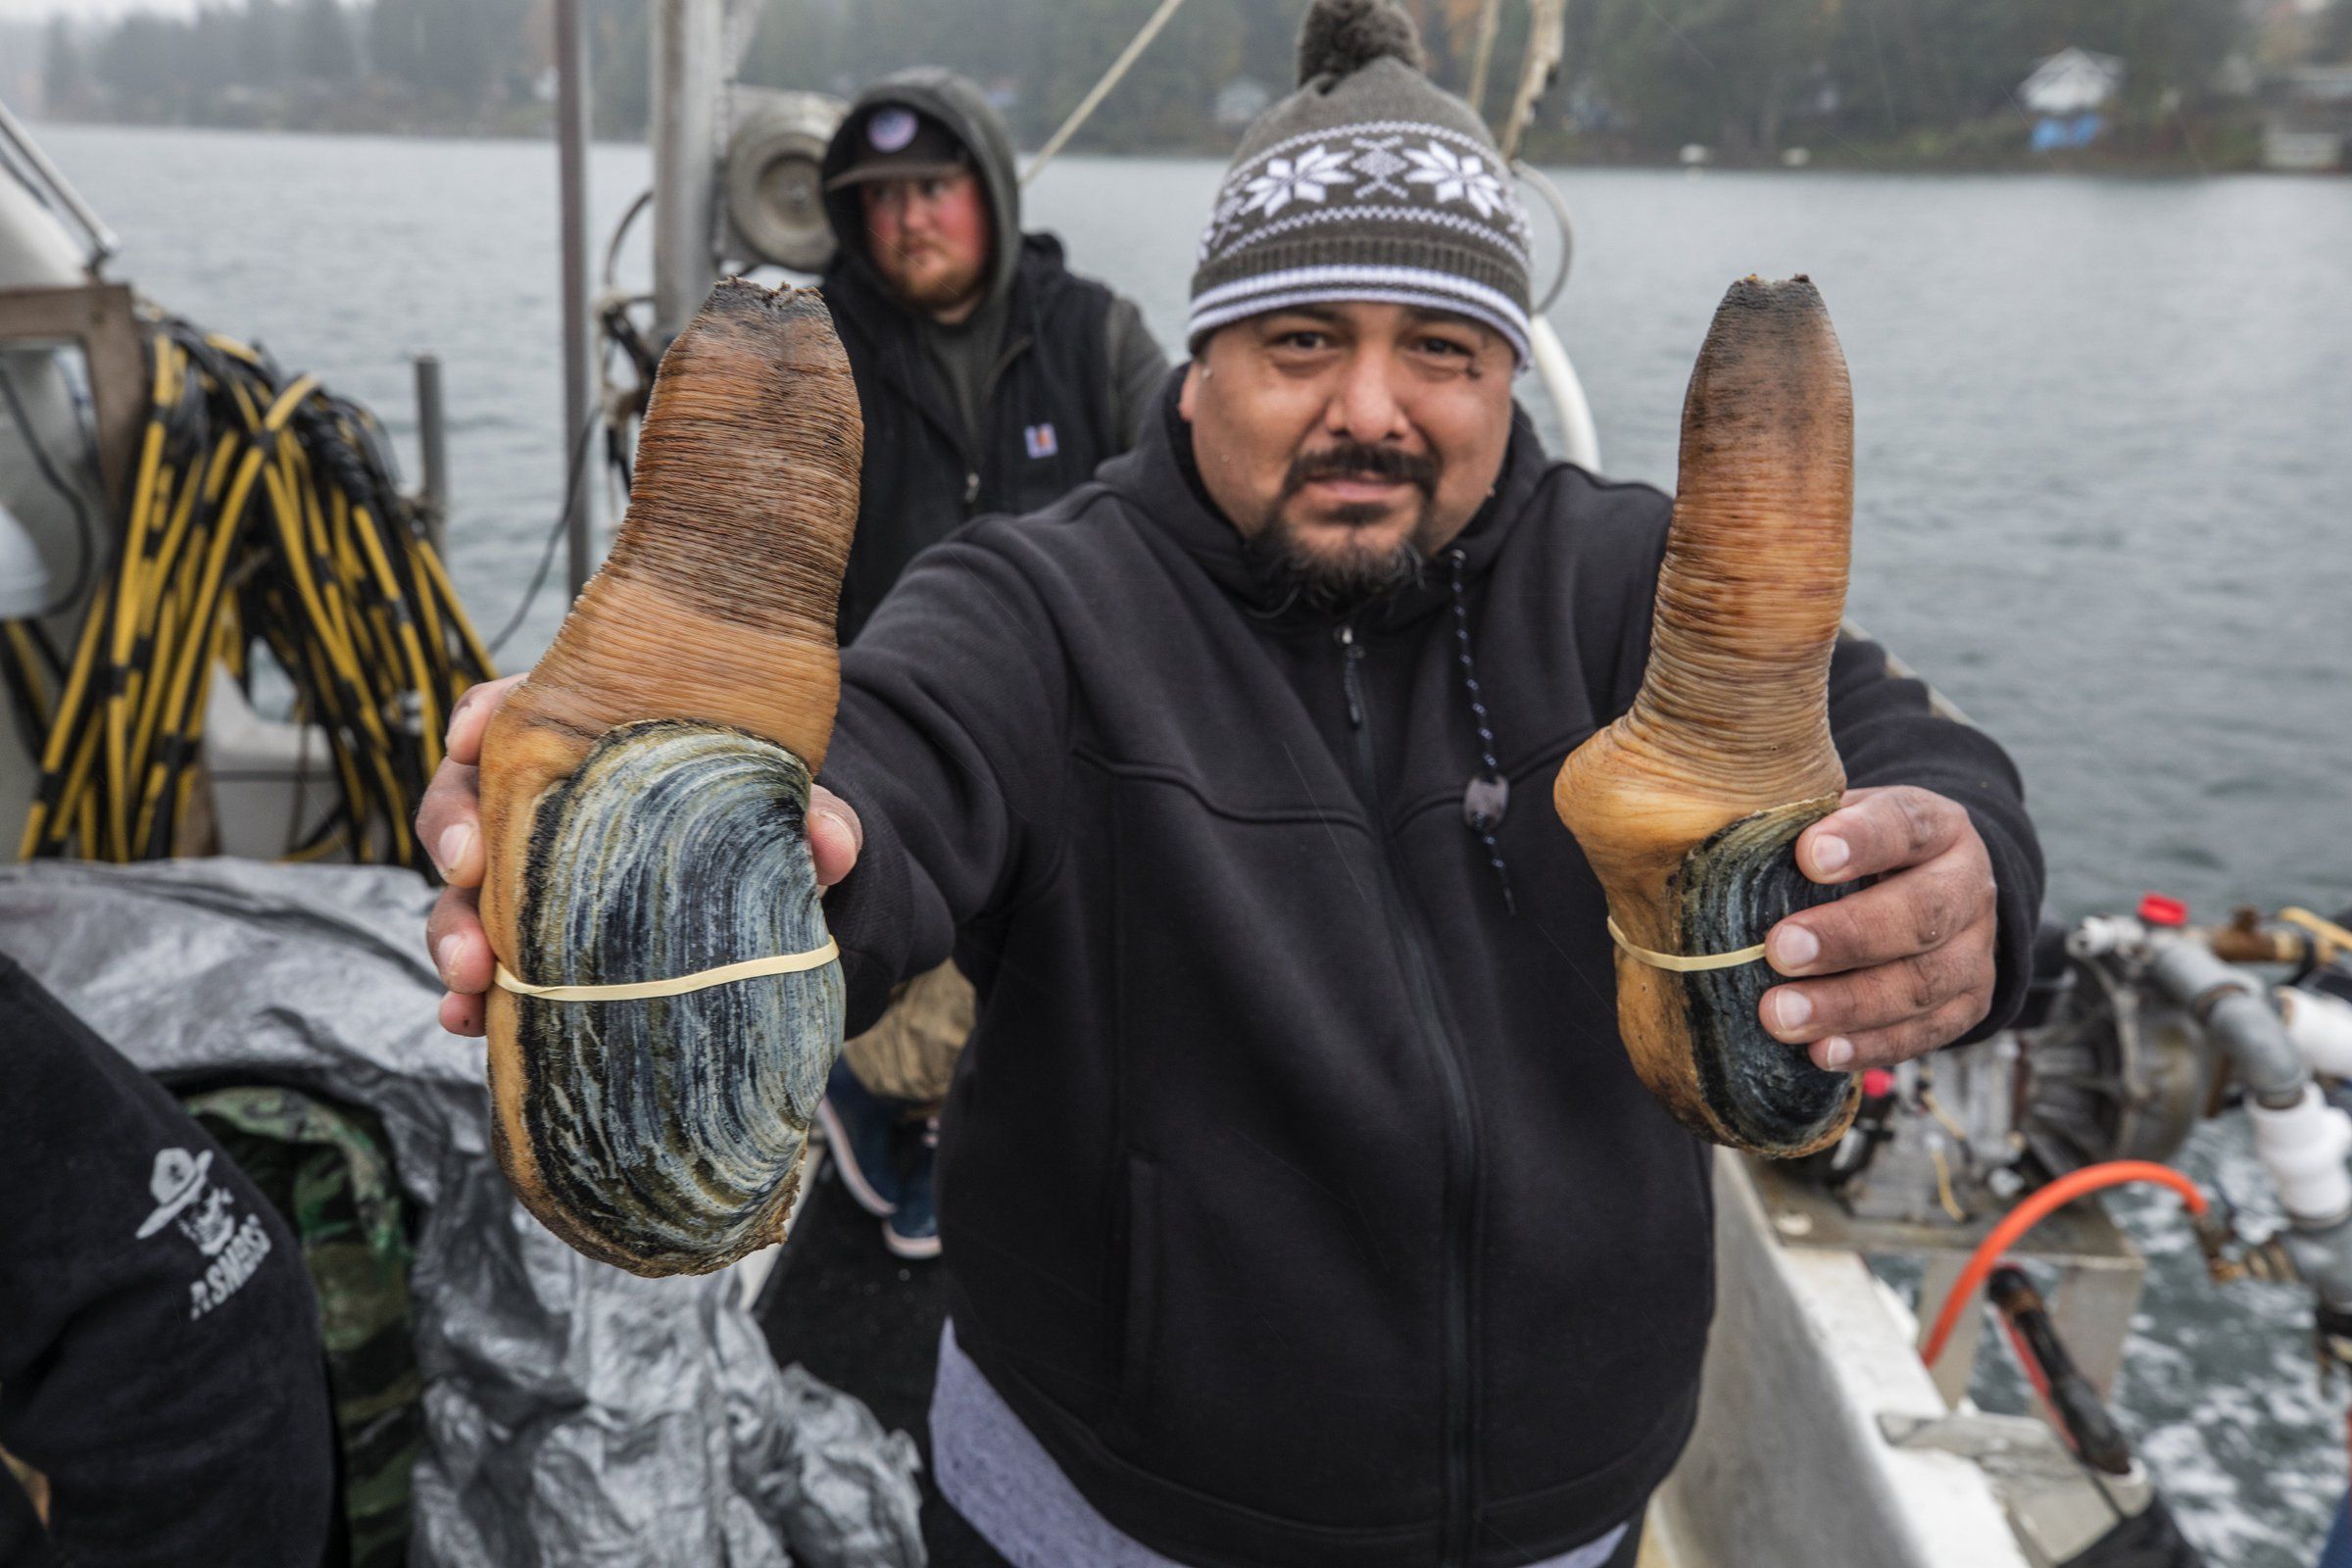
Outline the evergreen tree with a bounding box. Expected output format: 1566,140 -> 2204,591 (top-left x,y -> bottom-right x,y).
41,18 -> 85,112
368,0 -> 428,90
36,0 -> 2266,155
2325,0 -> 2352,62
591,0 -> 654,139
191,10 -> 248,97
408,0 -> 531,105
94,14 -> 180,102
295,0 -> 361,84
1580,0 -> 1838,157
240,0 -> 291,90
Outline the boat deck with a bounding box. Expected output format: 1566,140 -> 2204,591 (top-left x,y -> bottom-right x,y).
758,1162 -> 1012,1564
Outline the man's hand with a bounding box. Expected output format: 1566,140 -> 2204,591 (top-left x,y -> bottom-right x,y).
416,676 -> 863,1038
1758,785 -> 1999,1073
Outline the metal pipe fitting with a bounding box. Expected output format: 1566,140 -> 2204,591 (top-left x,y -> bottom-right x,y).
2147,941 -> 2304,1104
2283,1210 -> 2352,1314
2147,939 -> 2352,1304
2066,913 -> 2145,961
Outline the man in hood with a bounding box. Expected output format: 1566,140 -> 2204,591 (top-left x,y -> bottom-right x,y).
421,5 -> 2042,1563
816,71 -> 1170,1260
820,70 -> 1170,643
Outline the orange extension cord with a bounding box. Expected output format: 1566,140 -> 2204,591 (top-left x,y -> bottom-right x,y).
1919,1159 -> 2210,1370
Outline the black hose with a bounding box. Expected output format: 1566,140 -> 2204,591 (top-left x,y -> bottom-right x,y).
485,409 -> 605,661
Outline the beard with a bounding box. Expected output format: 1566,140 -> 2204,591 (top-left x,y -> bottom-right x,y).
878,241 -> 987,313
1242,439 -> 1443,618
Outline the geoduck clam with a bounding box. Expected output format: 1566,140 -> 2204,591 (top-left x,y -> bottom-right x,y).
1553,275 -> 1861,1157
474,279 -> 861,1275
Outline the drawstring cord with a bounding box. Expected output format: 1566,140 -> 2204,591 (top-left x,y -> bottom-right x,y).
1447,548 -> 1515,915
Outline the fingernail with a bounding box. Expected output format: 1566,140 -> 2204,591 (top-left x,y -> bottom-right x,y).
435,934 -> 462,983
811,807 -> 856,851
1776,990 -> 1812,1033
1821,1036 -> 1855,1069
1812,834 -> 1850,876
443,704 -> 466,750
1773,924 -> 1819,971
438,824 -> 474,875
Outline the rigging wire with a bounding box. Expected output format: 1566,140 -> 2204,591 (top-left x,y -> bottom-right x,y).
1021,0 -> 1192,188
486,409 -> 607,661
603,188 -> 654,291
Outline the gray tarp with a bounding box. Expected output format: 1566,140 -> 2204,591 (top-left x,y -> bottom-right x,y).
0,858 -> 924,1568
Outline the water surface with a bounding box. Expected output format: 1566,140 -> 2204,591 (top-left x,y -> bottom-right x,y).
29,123 -> 2352,1565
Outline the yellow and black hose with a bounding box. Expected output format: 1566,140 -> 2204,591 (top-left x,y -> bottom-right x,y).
3,315 -> 496,871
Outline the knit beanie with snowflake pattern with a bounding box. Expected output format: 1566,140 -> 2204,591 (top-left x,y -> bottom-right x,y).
1187,0 -> 1535,366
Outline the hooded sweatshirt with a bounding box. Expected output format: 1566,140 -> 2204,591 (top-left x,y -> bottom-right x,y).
816,379 -> 2044,1568
0,955 -> 332,1566
819,70 -> 1169,643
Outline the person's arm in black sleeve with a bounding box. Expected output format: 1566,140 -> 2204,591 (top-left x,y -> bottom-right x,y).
0,955 -> 333,1568
1825,632 -> 2046,1042
1102,295 -> 1172,452
817,520 -> 1072,1035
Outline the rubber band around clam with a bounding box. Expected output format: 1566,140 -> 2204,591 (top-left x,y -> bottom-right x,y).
495,937 -> 840,1002
1606,916 -> 1768,974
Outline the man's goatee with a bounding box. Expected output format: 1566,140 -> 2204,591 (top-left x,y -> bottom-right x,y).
1242,526 -> 1428,618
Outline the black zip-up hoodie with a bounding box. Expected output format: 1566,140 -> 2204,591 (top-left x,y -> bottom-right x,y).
818,380 -> 2043,1568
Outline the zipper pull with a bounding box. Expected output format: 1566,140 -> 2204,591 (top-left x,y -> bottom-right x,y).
1337,623 -> 1365,729
963,470 -> 981,506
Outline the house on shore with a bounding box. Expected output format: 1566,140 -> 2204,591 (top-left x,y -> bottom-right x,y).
2264,63 -> 2352,171
2018,48 -> 2126,151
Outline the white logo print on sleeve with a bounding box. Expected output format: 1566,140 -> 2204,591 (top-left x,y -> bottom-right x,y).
135,1147 -> 273,1319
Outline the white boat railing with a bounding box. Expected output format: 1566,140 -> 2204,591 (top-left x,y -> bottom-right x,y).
1657,1152 -> 2040,1568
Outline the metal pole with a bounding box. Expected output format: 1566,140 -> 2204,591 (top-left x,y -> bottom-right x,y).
653,0 -> 727,342
413,353 -> 449,555
0,94 -> 119,271
556,0 -> 595,599
1497,0 -> 1568,166
1464,0 -> 1505,122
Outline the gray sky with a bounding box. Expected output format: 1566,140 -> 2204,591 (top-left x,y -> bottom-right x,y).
0,0 -> 201,21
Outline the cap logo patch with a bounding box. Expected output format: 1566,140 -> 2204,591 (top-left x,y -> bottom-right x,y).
868,107 -> 919,153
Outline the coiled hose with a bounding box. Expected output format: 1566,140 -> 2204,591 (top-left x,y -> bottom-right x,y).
1919,1159 -> 2210,1370
3,316 -> 495,869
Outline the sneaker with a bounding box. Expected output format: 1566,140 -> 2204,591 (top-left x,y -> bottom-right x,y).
816,1058 -> 901,1217
883,1118 -> 943,1261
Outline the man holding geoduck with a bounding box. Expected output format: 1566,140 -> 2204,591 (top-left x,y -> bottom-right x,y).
416,3 -> 2041,1564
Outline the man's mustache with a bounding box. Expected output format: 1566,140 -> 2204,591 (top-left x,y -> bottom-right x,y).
1280,441 -> 1438,502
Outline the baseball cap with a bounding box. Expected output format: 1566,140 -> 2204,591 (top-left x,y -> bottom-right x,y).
824,104 -> 972,190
